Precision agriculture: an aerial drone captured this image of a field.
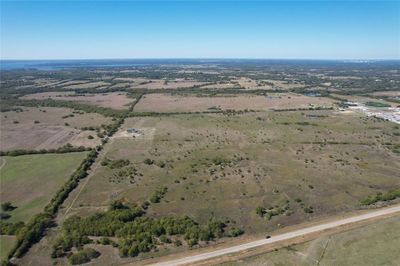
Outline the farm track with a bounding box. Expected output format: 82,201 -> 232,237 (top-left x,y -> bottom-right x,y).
61,141 -> 110,221
0,157 -> 6,170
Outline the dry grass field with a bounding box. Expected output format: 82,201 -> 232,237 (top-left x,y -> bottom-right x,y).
133,93 -> 334,112
0,107 -> 111,150
199,82 -> 239,89
66,110 -> 399,236
262,79 -> 305,89
232,77 -> 274,90
135,79 -> 207,89
370,91 -> 400,97
21,91 -> 134,110
112,78 -> 207,89
220,214 -> 400,266
63,81 -> 111,89
0,152 -> 88,222
24,109 -> 396,265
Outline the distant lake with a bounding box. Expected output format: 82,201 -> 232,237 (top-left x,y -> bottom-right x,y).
1,59 -> 399,71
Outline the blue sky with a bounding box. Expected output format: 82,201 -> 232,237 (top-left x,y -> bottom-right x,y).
1,1 -> 399,60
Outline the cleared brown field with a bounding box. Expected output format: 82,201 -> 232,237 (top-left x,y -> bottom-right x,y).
0,107 -> 110,150
136,79 -> 206,89
133,93 -> 334,112
199,82 -> 239,89
233,77 -> 273,90
370,91 -> 400,97
63,81 -> 111,89
112,78 -> 207,89
261,79 -> 305,89
32,78 -> 65,88
21,91 -> 134,110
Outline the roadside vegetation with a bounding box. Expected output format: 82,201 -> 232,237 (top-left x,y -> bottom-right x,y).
51,201 -> 240,260
361,188 -> 400,205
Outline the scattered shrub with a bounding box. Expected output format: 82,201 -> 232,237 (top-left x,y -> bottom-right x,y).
68,248 -> 100,265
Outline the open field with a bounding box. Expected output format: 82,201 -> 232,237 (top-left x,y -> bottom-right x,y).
21,91 -> 134,110
63,81 -> 111,90
135,79 -> 207,89
370,90 -> 400,97
0,107 -> 111,150
0,235 -> 16,261
111,78 -> 207,89
220,214 -> 400,266
0,152 -> 88,222
68,110 -> 399,234
134,93 -> 334,112
231,77 -> 304,90
1,60 -> 400,265
25,109 -> 398,265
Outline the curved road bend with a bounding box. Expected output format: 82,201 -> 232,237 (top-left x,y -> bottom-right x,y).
149,205 -> 400,266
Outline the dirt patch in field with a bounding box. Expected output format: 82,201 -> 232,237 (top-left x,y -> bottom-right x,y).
133,93 -> 334,112
135,79 -> 207,89
261,79 -> 305,89
21,91 -> 134,110
1,124 -> 100,150
1,107 -> 108,150
63,81 -> 111,89
370,91 -> 400,97
1,107 -> 112,128
232,77 -> 274,90
199,82 -> 239,89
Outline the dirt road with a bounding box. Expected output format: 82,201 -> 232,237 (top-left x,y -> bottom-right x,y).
150,204 -> 400,266
0,157 -> 6,170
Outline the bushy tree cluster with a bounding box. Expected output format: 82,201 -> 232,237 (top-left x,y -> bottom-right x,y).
149,187 -> 168,203
101,158 -> 130,169
68,248 -> 100,265
256,201 -> 293,220
0,221 -> 24,235
54,202 -> 232,259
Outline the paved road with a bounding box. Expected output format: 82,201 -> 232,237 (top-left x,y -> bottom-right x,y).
150,205 -> 400,266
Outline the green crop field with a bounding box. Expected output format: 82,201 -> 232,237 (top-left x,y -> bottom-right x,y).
0,152 -> 88,222
221,214 -> 400,266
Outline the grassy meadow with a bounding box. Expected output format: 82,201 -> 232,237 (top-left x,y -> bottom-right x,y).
0,152 -> 88,222
67,110 -> 400,234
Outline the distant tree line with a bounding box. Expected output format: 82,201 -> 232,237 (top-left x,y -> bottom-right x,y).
0,144 -> 90,157
2,98 -> 126,263
0,99 -> 125,117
